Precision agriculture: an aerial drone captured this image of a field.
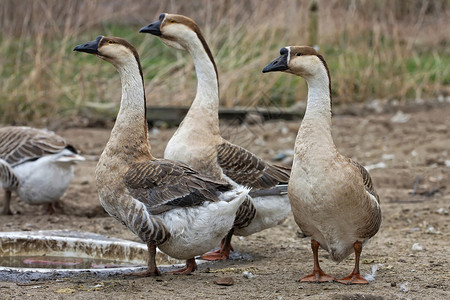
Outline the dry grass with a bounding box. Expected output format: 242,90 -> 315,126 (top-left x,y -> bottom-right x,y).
0,0 -> 449,126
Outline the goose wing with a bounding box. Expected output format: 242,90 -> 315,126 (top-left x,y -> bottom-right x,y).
124,159 -> 232,214
351,160 -> 380,204
0,159 -> 19,190
0,126 -> 72,166
216,142 -> 290,189
350,160 -> 382,239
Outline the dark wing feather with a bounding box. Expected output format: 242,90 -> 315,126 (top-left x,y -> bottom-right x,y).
124,159 -> 232,215
351,160 -> 382,239
0,126 -> 76,166
351,160 -> 380,204
216,142 -> 290,190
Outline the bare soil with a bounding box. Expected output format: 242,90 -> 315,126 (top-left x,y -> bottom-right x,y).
0,102 -> 449,299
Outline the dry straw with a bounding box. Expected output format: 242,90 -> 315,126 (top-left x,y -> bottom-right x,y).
0,0 -> 448,126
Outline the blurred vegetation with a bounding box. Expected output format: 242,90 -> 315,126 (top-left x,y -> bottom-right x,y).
0,0 -> 449,126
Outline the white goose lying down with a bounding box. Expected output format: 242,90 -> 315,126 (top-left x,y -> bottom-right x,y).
140,13 -> 291,261
73,36 -> 248,276
263,47 -> 381,285
0,126 -> 84,215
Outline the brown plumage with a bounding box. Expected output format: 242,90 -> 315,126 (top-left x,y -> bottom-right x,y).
140,14 -> 292,261
263,46 -> 381,284
74,35 -> 247,276
0,126 -> 71,166
0,126 -> 83,214
125,159 -> 232,214
217,142 -> 290,189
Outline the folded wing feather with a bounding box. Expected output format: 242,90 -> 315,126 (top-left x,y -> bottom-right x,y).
216,142 -> 291,190
124,159 -> 232,214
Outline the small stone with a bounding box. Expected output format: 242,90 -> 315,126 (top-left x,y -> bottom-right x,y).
213,277 -> 234,286
391,282 -> 397,287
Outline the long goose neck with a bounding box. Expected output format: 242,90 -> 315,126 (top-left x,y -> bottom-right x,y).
300,67 -> 334,146
183,35 -> 220,132
107,57 -> 152,160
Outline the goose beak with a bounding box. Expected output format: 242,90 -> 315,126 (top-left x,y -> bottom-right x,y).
139,20 -> 162,36
73,36 -> 102,54
262,53 -> 289,73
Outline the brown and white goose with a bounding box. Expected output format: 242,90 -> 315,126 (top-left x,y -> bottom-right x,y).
140,13 -> 291,260
73,36 -> 248,275
263,47 -> 381,284
0,126 -> 84,215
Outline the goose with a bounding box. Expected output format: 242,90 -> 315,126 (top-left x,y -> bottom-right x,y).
73,36 -> 248,276
263,46 -> 382,284
0,126 -> 84,215
140,13 -> 291,261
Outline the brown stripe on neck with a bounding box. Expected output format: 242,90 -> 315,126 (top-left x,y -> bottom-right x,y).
102,36 -> 148,136
172,15 -> 219,89
195,30 -> 219,86
316,54 -> 332,111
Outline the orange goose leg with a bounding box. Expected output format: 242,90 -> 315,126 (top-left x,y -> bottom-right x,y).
199,228 -> 234,261
300,239 -> 335,283
127,243 -> 161,276
1,190 -> 12,215
166,258 -> 197,275
45,203 -> 56,215
337,241 -> 368,285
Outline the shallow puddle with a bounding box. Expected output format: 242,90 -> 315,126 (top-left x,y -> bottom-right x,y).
0,255 -> 141,269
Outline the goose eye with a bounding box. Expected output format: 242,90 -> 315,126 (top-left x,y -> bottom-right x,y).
296,53 -> 302,56
169,19 -> 176,23
108,40 -> 114,44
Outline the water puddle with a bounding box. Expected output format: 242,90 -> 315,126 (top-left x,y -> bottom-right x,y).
0,255 -> 140,269
0,230 -> 184,280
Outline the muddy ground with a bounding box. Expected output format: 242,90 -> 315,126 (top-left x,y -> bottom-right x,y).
0,101 -> 449,299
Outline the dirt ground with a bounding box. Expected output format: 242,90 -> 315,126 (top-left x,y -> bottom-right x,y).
0,101 -> 449,299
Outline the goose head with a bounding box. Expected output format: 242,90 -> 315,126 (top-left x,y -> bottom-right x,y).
139,13 -> 204,51
73,35 -> 140,69
262,46 -> 329,80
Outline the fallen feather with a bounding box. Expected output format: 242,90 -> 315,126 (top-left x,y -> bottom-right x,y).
411,243 -> 423,251
364,162 -> 387,171
382,154 -> 395,160
391,111 -> 410,123
436,208 -> 448,215
399,282 -> 409,292
425,226 -> 441,234
242,271 -> 254,279
363,263 -> 382,281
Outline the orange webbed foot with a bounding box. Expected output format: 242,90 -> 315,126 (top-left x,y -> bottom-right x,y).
300,270 -> 335,283
336,273 -> 368,285
199,249 -> 230,261
199,244 -> 233,261
166,258 -> 197,275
